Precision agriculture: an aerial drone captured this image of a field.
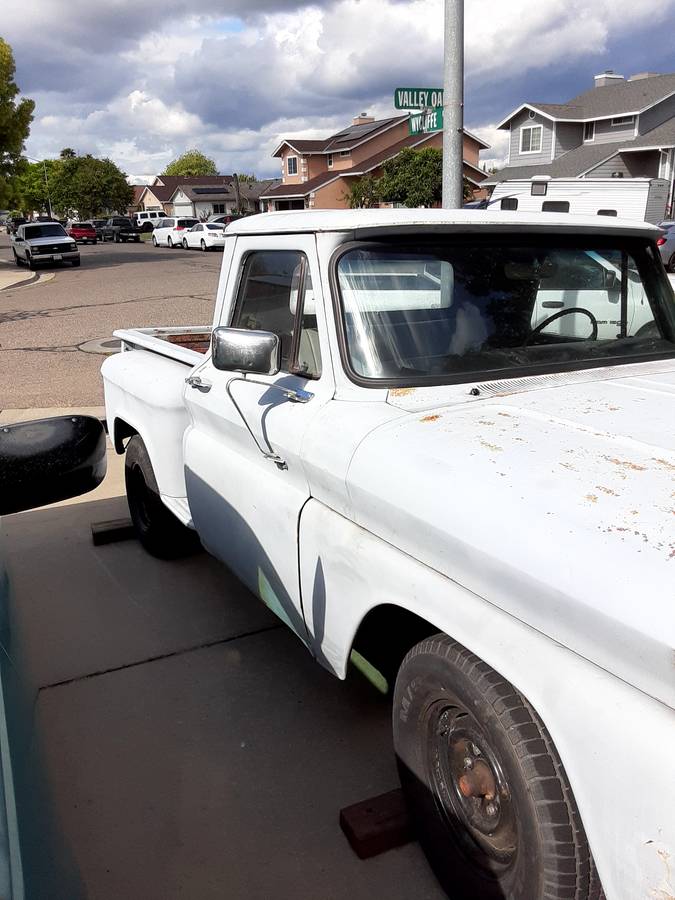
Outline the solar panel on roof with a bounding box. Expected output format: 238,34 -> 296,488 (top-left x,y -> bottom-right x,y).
192,187 -> 234,195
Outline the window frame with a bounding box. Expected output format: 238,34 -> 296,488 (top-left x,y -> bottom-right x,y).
519,124 -> 543,154
610,115 -> 634,127
327,153 -> 334,168
286,156 -> 298,176
583,121 -> 595,142
229,249 -> 321,380
328,236 -> 675,390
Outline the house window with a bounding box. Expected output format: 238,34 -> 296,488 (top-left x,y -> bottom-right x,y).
520,125 -> 543,154
659,150 -> 671,180
327,154 -> 334,168
500,197 -> 518,210
583,121 -> 595,142
287,156 -> 298,175
542,201 -> 570,213
213,203 -> 227,214
339,150 -> 350,158
610,116 -> 634,127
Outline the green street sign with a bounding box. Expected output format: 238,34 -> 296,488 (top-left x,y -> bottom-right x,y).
394,87 -> 444,110
408,108 -> 443,135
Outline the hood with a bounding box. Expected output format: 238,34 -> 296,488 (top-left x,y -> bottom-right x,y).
347,362 -> 675,709
25,235 -> 75,246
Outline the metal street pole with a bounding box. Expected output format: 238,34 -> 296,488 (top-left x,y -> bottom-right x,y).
442,0 -> 464,209
42,159 -> 53,219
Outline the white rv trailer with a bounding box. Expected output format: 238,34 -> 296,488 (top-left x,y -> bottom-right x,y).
489,176 -> 669,223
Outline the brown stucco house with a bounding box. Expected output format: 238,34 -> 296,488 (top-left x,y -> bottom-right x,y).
262,113 -> 489,210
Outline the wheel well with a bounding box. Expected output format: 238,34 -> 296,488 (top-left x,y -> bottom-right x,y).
350,604 -> 438,691
113,418 -> 138,454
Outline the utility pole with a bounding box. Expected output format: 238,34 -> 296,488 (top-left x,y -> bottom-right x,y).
442,0 -> 464,209
42,159 -> 53,219
232,173 -> 241,214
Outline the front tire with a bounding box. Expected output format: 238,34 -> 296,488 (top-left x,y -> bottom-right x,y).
152,235 -> 158,247
667,252 -> 675,273
25,252 -> 35,270
167,236 -> 173,248
393,635 -> 601,900
125,435 -> 200,560
200,239 -> 207,252
182,238 -> 189,249
13,250 -> 21,267
71,258 -> 80,267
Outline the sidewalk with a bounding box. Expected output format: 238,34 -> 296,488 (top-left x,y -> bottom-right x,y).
0,266 -> 37,291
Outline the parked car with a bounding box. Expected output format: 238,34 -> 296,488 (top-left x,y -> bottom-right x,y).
91,218 -> 107,239
656,222 -> 675,271
11,221 -> 79,269
0,414 -> 107,898
181,222 -> 226,251
67,221 -> 97,244
6,217 -> 27,235
151,217 -> 198,248
133,210 -> 167,232
207,213 -> 244,227
102,208 -> 675,900
100,217 -> 142,243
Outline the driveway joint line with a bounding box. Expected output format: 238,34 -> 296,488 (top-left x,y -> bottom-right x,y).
37,623 -> 283,692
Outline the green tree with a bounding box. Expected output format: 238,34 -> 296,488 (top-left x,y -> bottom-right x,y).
163,149 -> 217,178
50,155 -> 133,218
13,158 -> 58,215
236,172 -> 257,185
0,38 -> 35,208
343,174 -> 381,208
59,147 -> 76,159
378,147 -> 473,207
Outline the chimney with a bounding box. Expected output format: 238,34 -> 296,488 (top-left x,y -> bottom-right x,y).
352,112 -> 375,126
594,70 -> 625,88
628,72 -> 659,82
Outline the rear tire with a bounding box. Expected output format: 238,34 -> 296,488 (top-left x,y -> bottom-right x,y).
668,252 -> 675,273
393,635 -> 603,900
125,435 -> 200,560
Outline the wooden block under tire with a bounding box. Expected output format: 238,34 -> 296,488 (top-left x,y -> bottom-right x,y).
91,518 -> 135,546
339,788 -> 414,859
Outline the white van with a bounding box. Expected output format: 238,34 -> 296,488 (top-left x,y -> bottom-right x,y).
133,210 -> 167,232
489,177 -> 669,223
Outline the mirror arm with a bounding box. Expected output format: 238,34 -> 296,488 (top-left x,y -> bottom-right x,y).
224,376 -> 315,469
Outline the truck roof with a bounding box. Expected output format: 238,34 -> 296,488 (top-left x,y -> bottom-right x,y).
226,208 -> 661,238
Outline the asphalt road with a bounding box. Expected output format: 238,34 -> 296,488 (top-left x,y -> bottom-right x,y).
0,233 -> 220,408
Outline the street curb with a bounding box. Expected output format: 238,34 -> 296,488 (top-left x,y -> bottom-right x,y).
0,271 -> 40,291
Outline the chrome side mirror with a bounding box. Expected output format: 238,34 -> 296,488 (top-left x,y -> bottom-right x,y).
212,327 -> 280,375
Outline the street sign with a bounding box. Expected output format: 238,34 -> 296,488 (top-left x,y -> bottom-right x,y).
408,108 -> 443,135
394,88 -> 444,110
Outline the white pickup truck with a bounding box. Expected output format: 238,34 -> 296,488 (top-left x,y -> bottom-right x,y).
102,209 -> 675,900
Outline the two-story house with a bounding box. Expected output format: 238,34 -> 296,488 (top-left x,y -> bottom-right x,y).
485,71 -> 675,211
262,113 -> 489,210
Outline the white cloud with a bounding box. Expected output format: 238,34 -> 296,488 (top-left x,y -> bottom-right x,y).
6,0 -> 675,180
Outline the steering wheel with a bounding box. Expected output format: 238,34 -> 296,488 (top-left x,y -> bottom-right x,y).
525,307 -> 598,345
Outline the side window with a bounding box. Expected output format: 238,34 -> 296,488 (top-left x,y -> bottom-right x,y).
500,197 -> 518,210
542,201 -> 570,213
231,250 -> 321,378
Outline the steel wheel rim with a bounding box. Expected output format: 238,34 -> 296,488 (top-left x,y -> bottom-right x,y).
424,700 -> 518,873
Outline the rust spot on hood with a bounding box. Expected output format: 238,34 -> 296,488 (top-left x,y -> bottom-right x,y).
390,387 -> 415,397
420,414 -> 440,423
603,455 -> 647,472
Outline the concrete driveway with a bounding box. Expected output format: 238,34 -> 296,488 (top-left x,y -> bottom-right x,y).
1,445 -> 444,900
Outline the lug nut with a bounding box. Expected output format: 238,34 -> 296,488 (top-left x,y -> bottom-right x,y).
486,802 -> 498,817
463,757 -> 474,769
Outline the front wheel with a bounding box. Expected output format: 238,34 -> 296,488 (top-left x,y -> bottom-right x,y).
182,238 -> 189,249
125,435 -> 200,559
167,236 -> 173,248
13,250 -> 21,267
25,252 -> 35,270
393,635 -> 601,900
152,235 -> 158,247
71,258 -> 80,267
667,252 -> 675,273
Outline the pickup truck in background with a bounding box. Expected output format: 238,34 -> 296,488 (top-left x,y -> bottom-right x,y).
102,209 -> 675,900
100,217 -> 142,243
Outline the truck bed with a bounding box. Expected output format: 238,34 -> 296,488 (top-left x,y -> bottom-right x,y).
114,326 -> 211,366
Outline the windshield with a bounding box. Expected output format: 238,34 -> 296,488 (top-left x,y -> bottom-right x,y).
206,224 -> 223,230
23,224 -> 67,239
335,236 -> 675,385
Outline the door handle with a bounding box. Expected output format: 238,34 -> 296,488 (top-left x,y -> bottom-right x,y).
185,374 -> 212,392
541,301 -> 564,309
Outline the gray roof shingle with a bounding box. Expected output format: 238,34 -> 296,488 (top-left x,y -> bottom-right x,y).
518,72 -> 675,123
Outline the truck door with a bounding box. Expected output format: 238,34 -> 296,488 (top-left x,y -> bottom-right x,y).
183,235 -> 332,644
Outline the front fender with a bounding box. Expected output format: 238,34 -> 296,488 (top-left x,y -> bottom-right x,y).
298,499 -> 675,900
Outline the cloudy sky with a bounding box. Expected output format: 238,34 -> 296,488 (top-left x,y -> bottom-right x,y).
4,0 -> 675,183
